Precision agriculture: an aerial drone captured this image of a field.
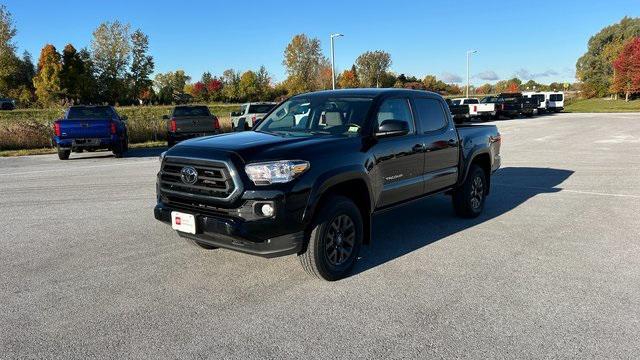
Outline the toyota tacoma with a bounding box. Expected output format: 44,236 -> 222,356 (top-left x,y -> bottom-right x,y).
154,89 -> 501,280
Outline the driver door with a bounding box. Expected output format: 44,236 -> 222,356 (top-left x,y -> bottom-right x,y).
370,97 -> 425,208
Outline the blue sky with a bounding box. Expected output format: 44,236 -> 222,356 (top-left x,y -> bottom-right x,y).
3,0 -> 639,85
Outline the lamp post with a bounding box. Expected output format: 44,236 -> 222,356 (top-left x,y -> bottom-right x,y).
466,50 -> 478,97
330,33 -> 344,90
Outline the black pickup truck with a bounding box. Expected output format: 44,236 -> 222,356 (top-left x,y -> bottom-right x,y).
445,98 -> 470,123
154,89 -> 501,280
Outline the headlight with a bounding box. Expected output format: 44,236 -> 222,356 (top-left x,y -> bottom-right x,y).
159,151 -> 166,162
245,160 -> 310,185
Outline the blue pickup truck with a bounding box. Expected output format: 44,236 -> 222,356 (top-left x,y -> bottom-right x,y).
52,106 -> 129,160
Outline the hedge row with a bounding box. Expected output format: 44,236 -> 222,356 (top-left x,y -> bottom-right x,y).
0,104 -> 239,150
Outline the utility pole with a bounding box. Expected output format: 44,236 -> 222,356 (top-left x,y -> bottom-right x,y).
330,33 -> 344,90
466,50 -> 478,97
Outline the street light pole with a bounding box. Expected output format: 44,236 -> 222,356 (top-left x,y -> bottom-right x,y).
466,50 -> 477,98
330,33 -> 344,90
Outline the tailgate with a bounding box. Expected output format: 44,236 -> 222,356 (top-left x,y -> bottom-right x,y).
174,116 -> 215,133
58,119 -> 111,139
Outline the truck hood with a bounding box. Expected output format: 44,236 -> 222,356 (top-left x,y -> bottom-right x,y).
171,130 -> 354,163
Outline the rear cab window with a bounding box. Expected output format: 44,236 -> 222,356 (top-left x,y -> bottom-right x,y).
550,94 -> 563,101
67,106 -> 115,120
248,104 -> 276,114
414,98 -> 449,132
173,106 -> 211,117
463,99 -> 479,104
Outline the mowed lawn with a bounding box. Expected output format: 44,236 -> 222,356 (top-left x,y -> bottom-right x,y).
565,98 -> 640,112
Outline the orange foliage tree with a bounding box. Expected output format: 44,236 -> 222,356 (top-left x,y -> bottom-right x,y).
611,37 -> 640,101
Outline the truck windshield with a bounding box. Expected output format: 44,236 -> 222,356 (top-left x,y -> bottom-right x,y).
255,97 -> 373,137
173,106 -> 210,117
480,97 -> 497,103
248,104 -> 276,114
452,100 -> 461,105
67,107 -> 113,119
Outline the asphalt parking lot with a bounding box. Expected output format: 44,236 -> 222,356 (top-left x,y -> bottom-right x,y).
1,112 -> 639,359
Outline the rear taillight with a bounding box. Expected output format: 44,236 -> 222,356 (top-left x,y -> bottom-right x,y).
53,121 -> 61,136
251,115 -> 257,122
212,116 -> 220,130
110,122 -> 117,135
169,118 -> 177,132
473,105 -> 477,112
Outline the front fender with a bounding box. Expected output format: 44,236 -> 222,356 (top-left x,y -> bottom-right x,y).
302,165 -> 374,223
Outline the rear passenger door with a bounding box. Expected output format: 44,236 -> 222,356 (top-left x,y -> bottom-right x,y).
413,97 -> 460,194
371,97 -> 425,208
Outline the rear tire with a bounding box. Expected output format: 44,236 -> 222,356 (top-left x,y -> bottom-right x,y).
299,195 -> 363,281
112,138 -> 125,158
453,164 -> 487,218
57,147 -> 70,160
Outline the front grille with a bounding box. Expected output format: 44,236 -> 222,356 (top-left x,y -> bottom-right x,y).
159,157 -> 238,207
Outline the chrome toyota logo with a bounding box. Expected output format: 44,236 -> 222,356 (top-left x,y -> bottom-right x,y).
180,166 -> 198,185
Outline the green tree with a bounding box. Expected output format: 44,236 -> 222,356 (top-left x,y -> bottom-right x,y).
0,5 -> 18,95
154,70 -> 191,104
256,65 -> 272,99
91,21 -> 131,104
238,70 -> 259,101
422,75 -> 447,93
221,68 -> 240,102
576,17 -> 640,97
283,34 -> 325,94
33,44 -> 62,106
129,29 -> 154,103
355,50 -> 392,87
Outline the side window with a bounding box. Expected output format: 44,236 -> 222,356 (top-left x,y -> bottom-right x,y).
414,98 -> 448,133
376,98 -> 414,133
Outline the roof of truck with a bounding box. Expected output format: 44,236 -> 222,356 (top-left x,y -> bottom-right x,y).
292,88 -> 443,99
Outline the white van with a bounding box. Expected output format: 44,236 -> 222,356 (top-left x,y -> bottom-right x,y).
546,92 -> 564,112
522,92 -> 548,113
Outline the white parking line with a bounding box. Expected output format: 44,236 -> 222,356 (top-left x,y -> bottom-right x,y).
494,183 -> 640,199
0,160 -> 156,177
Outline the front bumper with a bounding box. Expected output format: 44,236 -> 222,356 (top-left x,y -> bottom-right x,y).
55,137 -> 114,149
154,199 -> 306,258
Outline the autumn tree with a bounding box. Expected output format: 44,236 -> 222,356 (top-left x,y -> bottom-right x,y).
91,21 -> 131,103
33,44 -> 62,106
611,37 -> 640,101
129,29 -> 154,103
355,50 -> 392,87
154,70 -> 190,104
0,5 -> 18,95
576,17 -> 640,97
283,34 -> 326,94
221,69 -> 240,101
338,68 -> 359,88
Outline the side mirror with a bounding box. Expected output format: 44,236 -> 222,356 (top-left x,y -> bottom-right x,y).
162,115 -> 169,120
375,120 -> 409,138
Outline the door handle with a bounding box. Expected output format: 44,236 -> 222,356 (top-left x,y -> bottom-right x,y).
413,144 -> 426,152
448,139 -> 457,146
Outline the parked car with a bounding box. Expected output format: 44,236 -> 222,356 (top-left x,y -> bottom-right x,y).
451,98 -> 481,118
163,105 -> 221,147
446,98 -> 470,122
481,93 -> 524,119
0,98 -> 16,110
231,102 -> 277,131
523,92 -> 549,113
154,89 -> 501,280
52,105 -> 129,160
519,96 -> 539,117
547,91 -> 564,112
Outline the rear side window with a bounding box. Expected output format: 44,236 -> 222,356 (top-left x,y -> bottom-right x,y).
414,98 -> 448,132
376,98 -> 414,133
173,106 -> 210,117
463,99 -> 479,104
550,94 -> 563,101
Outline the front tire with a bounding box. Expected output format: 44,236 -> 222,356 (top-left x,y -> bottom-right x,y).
453,164 -> 487,218
299,195 -> 363,281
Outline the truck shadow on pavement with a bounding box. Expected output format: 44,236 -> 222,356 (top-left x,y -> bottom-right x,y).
68,147 -> 167,160
352,167 -> 574,276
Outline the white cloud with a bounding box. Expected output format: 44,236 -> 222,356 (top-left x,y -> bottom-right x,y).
441,72 -> 462,83
475,70 -> 499,81
515,68 -> 559,79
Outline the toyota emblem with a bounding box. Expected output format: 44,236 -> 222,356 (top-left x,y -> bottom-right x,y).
180,166 -> 198,185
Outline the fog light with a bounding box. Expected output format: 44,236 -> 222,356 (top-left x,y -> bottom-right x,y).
260,203 -> 274,217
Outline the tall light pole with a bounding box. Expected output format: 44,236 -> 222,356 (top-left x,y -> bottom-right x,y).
466,50 -> 478,98
330,33 -> 344,90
